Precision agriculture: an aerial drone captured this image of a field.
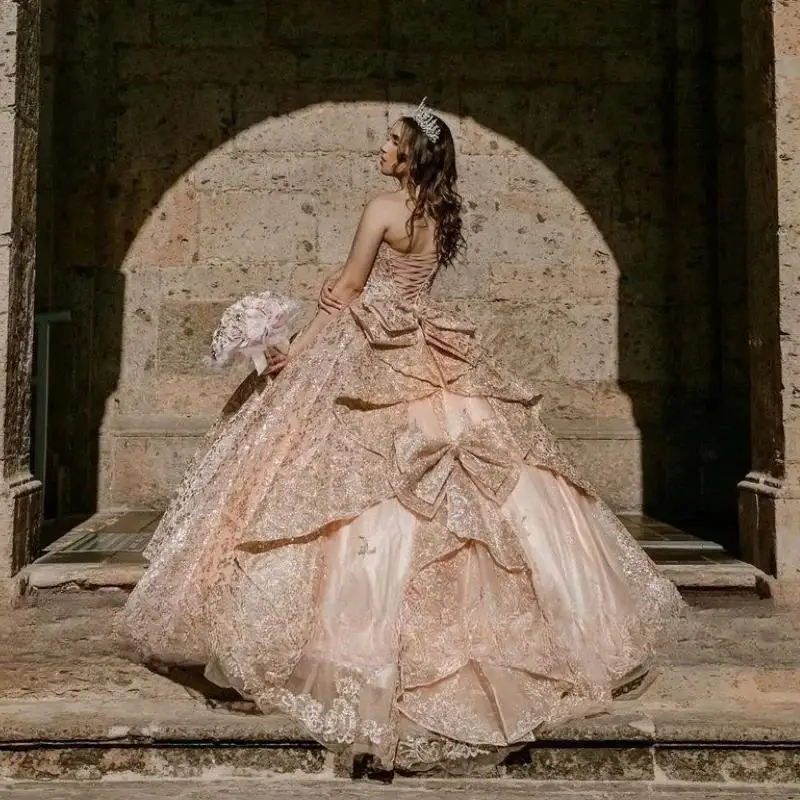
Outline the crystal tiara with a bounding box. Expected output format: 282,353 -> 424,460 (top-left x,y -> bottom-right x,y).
413,97 -> 442,143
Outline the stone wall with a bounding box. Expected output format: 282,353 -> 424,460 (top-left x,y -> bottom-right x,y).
738,0 -> 800,583
0,0 -> 41,592
39,0 -> 747,536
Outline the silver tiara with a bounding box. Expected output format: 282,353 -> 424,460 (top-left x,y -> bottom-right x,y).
413,97 -> 442,143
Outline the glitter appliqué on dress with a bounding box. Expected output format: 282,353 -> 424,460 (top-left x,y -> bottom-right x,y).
118,242 -> 685,772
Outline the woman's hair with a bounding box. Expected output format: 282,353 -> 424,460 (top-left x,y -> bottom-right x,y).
397,115 -> 465,267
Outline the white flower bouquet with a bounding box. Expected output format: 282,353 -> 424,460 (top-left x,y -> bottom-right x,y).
205,292 -> 304,375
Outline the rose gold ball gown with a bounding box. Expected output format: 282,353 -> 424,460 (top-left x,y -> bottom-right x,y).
120,243 -> 684,771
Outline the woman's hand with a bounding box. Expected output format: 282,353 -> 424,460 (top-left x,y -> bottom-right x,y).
266,347 -> 288,376
318,273 -> 347,315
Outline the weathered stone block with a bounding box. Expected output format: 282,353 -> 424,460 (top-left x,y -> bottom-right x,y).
540,380 -> 636,421
112,373 -> 240,419
118,47 -> 297,86
776,0 -> 800,57
119,174 -> 199,269
157,300 -> 230,375
604,48 -> 664,84
0,743 -> 326,782
430,258 -> 483,301
193,152 -> 353,195
269,0 -> 382,48
117,269 -> 160,390
655,744 -> 800,783
290,261 -> 336,302
111,0 -> 151,45
456,49 -> 605,86
560,436 -> 643,511
236,87 -> 386,154
315,194 -> 361,265
507,0 -> 656,49
618,305 -> 671,384
0,1 -> 16,108
603,84 -> 663,148
506,744 -> 653,781
465,193 -> 576,268
9,477 -> 42,574
106,435 -> 205,507
0,109 -> 13,231
613,222 -> 671,306
461,89 -> 528,156
153,0 -> 268,48
11,121 -> 37,238
115,85 -> 232,160
197,190 -> 317,265
618,146 -> 668,223
458,155 -> 510,196
296,49 -> 389,84
569,244 -> 619,302
159,261 -> 294,302
460,300 -> 560,383
389,0 -> 504,51
555,303 -> 618,383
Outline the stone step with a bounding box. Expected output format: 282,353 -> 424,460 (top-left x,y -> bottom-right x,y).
3,588 -> 796,787
4,780 -> 800,800
3,674 -> 800,783
23,509 -> 770,598
18,559 -> 772,599
4,714 -> 800,784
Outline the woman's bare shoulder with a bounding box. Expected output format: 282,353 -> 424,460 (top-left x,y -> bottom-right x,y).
365,190 -> 405,209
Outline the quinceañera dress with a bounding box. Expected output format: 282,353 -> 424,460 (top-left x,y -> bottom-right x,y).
121,243 -> 684,770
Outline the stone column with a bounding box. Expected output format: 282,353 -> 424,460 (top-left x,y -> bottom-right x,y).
738,0 -> 800,593
0,0 -> 41,601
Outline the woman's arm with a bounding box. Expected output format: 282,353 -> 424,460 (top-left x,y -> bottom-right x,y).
324,196 -> 388,306
279,197 -> 389,366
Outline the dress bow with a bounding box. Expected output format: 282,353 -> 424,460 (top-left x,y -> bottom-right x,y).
391,420 -> 522,520
351,298 -> 477,366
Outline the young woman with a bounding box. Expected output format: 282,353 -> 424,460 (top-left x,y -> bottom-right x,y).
120,101 -> 683,772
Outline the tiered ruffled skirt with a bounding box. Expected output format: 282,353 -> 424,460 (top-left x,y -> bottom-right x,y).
119,290 -> 684,771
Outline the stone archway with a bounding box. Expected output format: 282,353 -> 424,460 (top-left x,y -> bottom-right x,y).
1,0 -> 797,598
38,0 -> 747,546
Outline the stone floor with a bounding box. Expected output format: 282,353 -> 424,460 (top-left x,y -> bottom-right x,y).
21,510 -> 767,593
2,781 -> 800,799
2,592 -> 800,785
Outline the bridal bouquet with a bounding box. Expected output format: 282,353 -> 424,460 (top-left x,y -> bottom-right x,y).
205,292 -> 304,375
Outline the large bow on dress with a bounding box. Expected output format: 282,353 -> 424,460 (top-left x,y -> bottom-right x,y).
350,298 -> 478,385
390,419 -> 528,571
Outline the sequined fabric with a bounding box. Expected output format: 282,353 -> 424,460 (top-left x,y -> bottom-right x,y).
119,243 -> 685,771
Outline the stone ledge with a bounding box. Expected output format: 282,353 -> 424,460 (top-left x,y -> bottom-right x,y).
5,712 -> 800,782
3,595 -> 800,781
20,561 -> 770,595
1,782 -> 800,800
18,563 -> 144,591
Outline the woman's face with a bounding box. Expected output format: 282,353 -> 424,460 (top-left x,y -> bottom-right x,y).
379,120 -> 407,178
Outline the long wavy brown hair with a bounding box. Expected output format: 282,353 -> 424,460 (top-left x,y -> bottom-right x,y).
396,114 -> 465,267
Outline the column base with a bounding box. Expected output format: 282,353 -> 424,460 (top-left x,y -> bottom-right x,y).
739,472 -> 800,590
0,473 -> 42,603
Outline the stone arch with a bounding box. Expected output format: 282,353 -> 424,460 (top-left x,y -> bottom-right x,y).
9,0 -> 767,586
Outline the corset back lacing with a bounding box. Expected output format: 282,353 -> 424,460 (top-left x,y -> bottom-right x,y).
383,246 -> 440,305
380,244 -> 450,387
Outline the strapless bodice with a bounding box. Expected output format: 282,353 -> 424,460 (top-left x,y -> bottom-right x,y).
366,243 -> 440,305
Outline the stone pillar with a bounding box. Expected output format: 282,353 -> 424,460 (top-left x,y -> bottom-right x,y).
0,0 -> 42,601
738,0 -> 800,592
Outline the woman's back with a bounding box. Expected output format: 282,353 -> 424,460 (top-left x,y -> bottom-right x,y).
380,189 -> 438,258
